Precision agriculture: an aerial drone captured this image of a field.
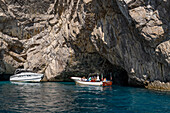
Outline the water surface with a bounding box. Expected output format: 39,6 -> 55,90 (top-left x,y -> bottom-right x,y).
0,82 -> 170,113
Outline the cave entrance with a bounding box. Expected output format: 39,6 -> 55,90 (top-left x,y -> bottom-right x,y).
112,67 -> 128,86
103,64 -> 129,86
0,74 -> 12,81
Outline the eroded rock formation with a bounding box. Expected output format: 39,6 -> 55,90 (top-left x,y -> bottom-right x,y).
0,0 -> 169,88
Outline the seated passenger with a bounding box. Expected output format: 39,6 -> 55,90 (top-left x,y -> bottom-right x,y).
91,77 -> 95,82
94,76 -> 97,81
96,75 -> 100,81
88,77 -> 91,81
81,76 -> 87,81
103,78 -> 107,81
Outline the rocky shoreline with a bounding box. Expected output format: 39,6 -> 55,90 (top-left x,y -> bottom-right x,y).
145,81 -> 170,91
1,73 -> 170,91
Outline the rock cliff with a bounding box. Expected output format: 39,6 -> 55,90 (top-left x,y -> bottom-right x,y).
0,0 -> 169,88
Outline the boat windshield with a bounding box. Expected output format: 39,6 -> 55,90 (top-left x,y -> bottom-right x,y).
14,69 -> 32,74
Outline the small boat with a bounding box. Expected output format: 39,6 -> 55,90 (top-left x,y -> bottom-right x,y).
10,69 -> 44,82
103,81 -> 113,86
71,77 -> 112,86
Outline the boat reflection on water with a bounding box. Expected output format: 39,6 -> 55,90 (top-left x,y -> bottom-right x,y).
75,84 -> 113,92
10,81 -> 41,86
77,85 -> 104,91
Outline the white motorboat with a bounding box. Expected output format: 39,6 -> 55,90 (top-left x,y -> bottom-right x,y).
10,69 -> 44,82
71,77 -> 112,86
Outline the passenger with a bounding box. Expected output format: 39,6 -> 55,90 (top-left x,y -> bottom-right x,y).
104,78 -> 107,81
89,77 -> 91,81
91,77 -> 95,82
94,76 -> 97,81
96,75 -> 100,81
81,76 -> 86,81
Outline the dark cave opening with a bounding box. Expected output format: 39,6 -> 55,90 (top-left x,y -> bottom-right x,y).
0,74 -> 12,81
103,64 -> 129,86
112,68 -> 129,86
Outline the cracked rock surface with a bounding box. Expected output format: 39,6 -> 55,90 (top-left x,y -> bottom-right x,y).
0,0 -> 169,88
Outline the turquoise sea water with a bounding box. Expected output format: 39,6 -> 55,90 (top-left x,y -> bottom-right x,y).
0,81 -> 170,113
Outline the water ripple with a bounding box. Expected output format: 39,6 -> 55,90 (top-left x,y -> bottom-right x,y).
0,82 -> 170,113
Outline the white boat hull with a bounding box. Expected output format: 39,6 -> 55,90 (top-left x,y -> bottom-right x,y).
10,72 -> 43,82
76,81 -> 103,86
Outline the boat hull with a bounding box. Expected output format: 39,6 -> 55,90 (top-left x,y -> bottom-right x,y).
103,81 -> 112,86
10,78 -> 42,83
76,81 -> 103,86
10,73 -> 43,83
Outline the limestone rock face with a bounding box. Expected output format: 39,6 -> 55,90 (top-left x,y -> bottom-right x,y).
0,0 -> 169,87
